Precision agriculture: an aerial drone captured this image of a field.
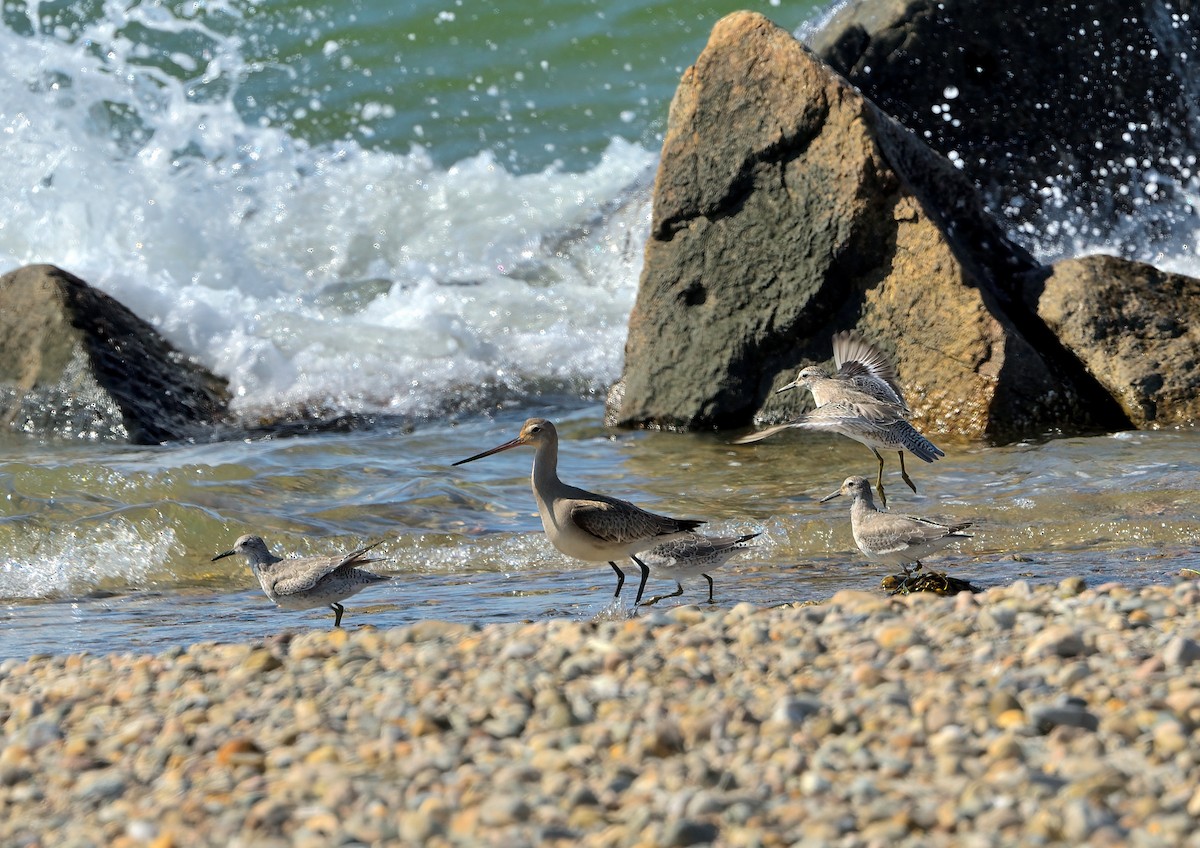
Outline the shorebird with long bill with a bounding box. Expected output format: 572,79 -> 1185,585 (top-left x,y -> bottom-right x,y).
213,534 -> 389,627
452,417 -> 705,605
734,330 -> 943,507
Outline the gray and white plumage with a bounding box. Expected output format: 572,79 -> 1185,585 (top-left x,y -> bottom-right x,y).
733,330 -> 943,507
453,417 -> 704,605
641,531 -> 760,605
820,476 -> 971,573
212,534 -> 389,627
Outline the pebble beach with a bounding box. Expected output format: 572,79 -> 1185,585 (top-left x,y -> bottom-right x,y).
3,578 -> 1200,847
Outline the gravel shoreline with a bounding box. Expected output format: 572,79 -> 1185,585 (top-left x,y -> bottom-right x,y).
2,578 -> 1199,847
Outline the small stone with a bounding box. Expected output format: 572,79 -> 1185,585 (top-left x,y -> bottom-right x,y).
1030,703 -> 1099,734
662,819 -> 719,847
874,623 -> 922,650
995,709 -> 1027,730
1151,718 -> 1189,756
828,589 -> 891,614
1058,576 -> 1087,596
75,772 -> 127,802
770,696 -> 821,727
240,647 -> 283,674
478,794 -> 531,826
978,603 -> 1018,631
799,771 -> 832,795
1025,625 -> 1089,659
986,734 -> 1024,761
988,691 -> 1023,721
1162,636 -> 1200,668
1127,608 -> 1153,627
1187,784 -> 1200,818
1062,799 -> 1116,843
215,738 -> 266,770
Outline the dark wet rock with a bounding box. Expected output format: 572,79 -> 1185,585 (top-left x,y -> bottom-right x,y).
1030,255 -> 1200,428
0,264 -> 230,443
1030,702 -> 1100,734
809,0 -> 1200,257
609,11 -> 1126,441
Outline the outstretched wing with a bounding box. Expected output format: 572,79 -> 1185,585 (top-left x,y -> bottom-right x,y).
730,421 -> 803,445
832,330 -> 909,413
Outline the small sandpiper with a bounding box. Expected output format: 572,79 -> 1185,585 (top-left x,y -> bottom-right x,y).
819,476 -> 971,574
453,417 -> 705,605
641,531 -> 760,605
213,534 -> 389,627
735,330 -> 943,508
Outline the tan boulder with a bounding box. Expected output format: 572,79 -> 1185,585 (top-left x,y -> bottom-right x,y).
1032,255 -> 1200,427
609,11 -> 1125,441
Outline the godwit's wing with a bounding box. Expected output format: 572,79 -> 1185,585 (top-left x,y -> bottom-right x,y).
568,498 -> 703,548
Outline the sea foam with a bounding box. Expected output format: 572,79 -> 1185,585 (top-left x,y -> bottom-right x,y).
1,4 -> 656,422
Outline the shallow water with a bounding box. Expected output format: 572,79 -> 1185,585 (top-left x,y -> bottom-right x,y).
3,404 -> 1199,660
2,0 -> 1199,661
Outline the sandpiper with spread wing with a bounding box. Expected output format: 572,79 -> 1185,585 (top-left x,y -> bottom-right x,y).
452,417 -> 705,606
734,330 -> 943,507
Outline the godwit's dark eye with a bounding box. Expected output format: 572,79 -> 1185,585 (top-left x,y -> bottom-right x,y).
530,425 -> 542,433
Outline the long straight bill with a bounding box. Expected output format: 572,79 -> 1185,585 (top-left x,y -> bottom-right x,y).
452,437 -> 524,466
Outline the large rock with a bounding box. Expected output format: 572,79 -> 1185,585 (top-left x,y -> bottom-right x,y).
809,0 -> 1200,256
1030,255 -> 1200,427
608,12 -> 1128,441
0,264 -> 231,443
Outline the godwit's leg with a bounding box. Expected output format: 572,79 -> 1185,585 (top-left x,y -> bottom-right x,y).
331,603 -> 345,628
703,574 -> 715,604
630,554 -> 651,605
899,451 -> 918,493
609,561 -> 625,597
642,582 -> 683,607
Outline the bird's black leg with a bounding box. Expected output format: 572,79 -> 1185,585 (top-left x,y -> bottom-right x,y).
703,574 -> 715,604
871,448 -> 888,508
630,555 -> 651,605
899,451 -> 918,493
609,561 -> 625,597
331,602 -> 345,628
642,582 -> 683,607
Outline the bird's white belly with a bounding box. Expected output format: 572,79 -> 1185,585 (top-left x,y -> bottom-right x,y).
539,502 -> 627,562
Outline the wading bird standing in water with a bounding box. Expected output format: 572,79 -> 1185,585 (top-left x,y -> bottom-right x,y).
453,417 -> 705,605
